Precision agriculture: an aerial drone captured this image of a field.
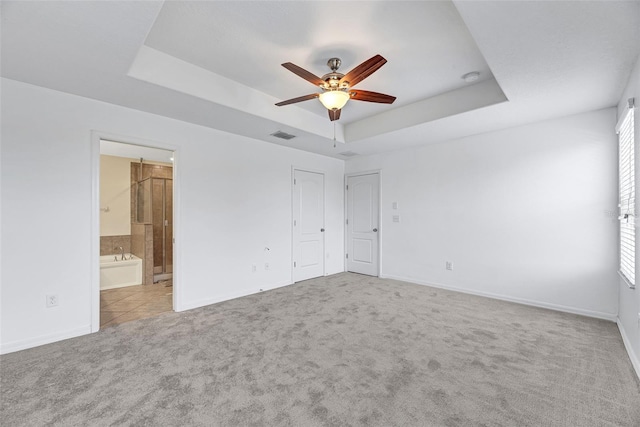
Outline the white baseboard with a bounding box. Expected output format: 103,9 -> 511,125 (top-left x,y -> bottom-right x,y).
0,325 -> 92,355
176,280 -> 293,312
617,319 -> 640,381
3,281 -> 296,353
379,274 -> 617,322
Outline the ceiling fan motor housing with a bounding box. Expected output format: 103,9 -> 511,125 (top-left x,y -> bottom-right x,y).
327,58 -> 341,71
320,73 -> 347,90
321,58 -> 348,91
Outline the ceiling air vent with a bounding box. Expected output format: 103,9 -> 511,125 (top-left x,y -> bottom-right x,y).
270,131 -> 296,140
339,151 -> 359,157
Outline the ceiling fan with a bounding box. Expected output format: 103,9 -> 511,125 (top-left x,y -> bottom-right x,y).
275,54 -> 396,121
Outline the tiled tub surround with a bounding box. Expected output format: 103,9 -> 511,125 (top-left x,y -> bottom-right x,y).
131,223 -> 153,285
100,235 -> 131,256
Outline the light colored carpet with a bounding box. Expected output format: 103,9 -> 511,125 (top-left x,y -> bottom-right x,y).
2,273 -> 639,426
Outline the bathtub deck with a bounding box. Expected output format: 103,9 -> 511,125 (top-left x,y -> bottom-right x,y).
100,281 -> 173,328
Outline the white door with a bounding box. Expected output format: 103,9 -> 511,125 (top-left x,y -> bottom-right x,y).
347,173 -> 379,276
293,170 -> 325,282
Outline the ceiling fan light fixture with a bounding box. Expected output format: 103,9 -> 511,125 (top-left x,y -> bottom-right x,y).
319,90 -> 350,110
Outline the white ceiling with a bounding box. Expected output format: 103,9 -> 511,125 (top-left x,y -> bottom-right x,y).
2,1 -> 639,159
144,1 -> 495,124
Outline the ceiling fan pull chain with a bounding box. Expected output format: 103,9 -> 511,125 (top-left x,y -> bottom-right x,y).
333,122 -> 336,147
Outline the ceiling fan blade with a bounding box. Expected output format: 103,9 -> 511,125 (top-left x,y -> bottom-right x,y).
328,109 -> 341,121
349,90 -> 396,104
275,93 -> 319,106
339,55 -> 387,87
281,62 -> 325,86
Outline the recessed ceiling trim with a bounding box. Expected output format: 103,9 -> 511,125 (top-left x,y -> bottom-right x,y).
345,78 -> 508,142
129,47 -> 509,146
128,45 -> 346,143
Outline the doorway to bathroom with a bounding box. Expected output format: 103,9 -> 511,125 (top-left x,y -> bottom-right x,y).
97,138 -> 176,329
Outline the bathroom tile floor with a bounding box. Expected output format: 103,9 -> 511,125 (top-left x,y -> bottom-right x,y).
100,281 -> 173,328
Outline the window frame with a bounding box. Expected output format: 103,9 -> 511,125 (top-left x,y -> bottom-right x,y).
618,98 -> 635,289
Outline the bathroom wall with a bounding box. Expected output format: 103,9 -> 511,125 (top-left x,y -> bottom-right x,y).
100,155 -> 131,236
101,156 -> 173,259
100,155 -> 132,256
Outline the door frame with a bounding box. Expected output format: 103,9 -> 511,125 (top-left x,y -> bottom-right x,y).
291,167 -> 327,283
91,131 -> 180,332
344,170 -> 382,276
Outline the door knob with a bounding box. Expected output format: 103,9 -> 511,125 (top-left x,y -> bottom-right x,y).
320,228 -> 325,232
373,228 -> 378,232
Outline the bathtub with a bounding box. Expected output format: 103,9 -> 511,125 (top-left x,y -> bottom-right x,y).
100,254 -> 143,290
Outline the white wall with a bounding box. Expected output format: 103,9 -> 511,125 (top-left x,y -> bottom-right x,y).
100,155 -> 132,236
346,109 -> 618,319
617,53 -> 640,377
0,78 -> 345,353
0,76 -> 623,357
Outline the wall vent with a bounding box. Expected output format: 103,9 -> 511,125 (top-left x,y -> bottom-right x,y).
339,151 -> 359,157
270,131 -> 296,140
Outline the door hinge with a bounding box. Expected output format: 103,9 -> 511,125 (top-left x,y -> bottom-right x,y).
294,261 -> 296,267
346,185 -> 349,190
346,253 -> 348,259
293,219 -> 296,226
346,218 -> 349,225
294,178 -> 297,185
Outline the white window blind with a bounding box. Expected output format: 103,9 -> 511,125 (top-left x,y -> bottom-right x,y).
618,99 -> 635,287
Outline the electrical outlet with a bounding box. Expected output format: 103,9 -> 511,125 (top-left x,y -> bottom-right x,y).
251,265 -> 256,273
46,294 -> 58,308
445,261 -> 453,271
265,263 -> 270,270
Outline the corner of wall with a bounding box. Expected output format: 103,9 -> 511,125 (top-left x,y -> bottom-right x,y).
617,319 -> 640,380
